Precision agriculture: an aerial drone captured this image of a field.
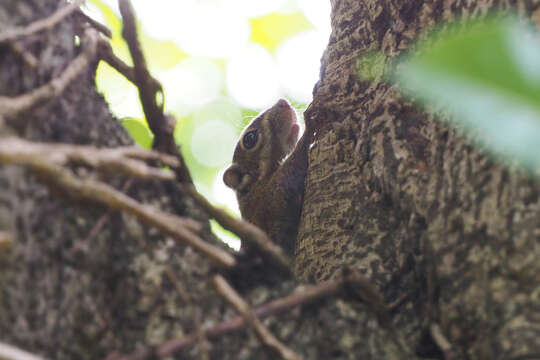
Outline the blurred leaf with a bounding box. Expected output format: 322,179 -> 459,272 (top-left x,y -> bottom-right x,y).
397,18 -> 540,170
210,220 -> 240,251
140,36 -> 187,70
95,61 -> 132,94
121,118 -> 154,149
356,51 -> 391,82
250,12 -> 313,52
88,0 -> 121,33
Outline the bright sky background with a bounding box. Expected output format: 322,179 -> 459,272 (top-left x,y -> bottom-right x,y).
85,0 -> 331,248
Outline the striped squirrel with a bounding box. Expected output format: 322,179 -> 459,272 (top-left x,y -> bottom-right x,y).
223,99 -> 314,255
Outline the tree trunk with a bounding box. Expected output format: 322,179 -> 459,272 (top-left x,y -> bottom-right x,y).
0,1 -> 223,358
1,0 -> 539,359
296,0 -> 540,358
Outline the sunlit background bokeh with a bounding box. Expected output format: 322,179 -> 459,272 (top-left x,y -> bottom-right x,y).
84,0 -> 331,248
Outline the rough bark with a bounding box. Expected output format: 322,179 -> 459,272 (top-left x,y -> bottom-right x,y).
296,0 -> 540,358
0,1 -> 223,359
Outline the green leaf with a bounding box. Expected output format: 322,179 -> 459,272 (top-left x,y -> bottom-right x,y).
121,118 -> 154,149
250,12 -> 313,53
396,18 -> 540,169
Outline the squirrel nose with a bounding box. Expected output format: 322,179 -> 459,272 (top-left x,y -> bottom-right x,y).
276,99 -> 291,108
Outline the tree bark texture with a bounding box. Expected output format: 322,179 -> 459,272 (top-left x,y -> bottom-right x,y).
0,1 -> 225,359
296,0 -> 540,358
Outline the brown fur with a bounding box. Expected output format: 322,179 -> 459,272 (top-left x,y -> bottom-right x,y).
223,99 -> 313,254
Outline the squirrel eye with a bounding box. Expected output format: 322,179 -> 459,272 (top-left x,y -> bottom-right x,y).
242,130 -> 258,149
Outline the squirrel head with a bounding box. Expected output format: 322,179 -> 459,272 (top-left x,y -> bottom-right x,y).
223,98 -> 299,194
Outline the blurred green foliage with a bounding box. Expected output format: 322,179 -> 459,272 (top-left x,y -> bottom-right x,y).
250,12 -> 313,52
89,1 -> 318,248
90,0 -> 312,183
397,17 -> 540,170
121,117 -> 153,149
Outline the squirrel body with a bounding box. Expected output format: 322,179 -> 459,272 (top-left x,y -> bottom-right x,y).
223,99 -> 312,255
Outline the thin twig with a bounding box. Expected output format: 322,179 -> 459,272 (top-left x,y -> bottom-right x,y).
430,323 -> 461,360
0,28 -> 99,118
387,292 -> 409,311
0,0 -> 84,43
0,342 -> 46,360
98,39 -> 138,84
76,10 -> 112,38
213,275 -> 303,360
9,42 -> 38,68
0,136 -> 179,180
118,0 -> 192,183
343,268 -> 413,356
0,140 -> 236,268
71,180 -> 133,257
109,270 -> 397,360
430,324 -> 451,353
118,0 -> 160,126
0,232 -> 13,251
105,277 -> 346,360
342,267 -> 390,324
184,186 -> 292,273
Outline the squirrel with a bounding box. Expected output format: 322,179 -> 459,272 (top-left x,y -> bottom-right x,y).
223,99 -> 315,256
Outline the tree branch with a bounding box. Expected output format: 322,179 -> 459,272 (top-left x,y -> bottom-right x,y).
0,342 -> 46,360
430,324 -> 461,360
0,136 -> 179,180
0,28 -> 98,118
0,0 -> 84,43
184,186 -> 293,274
76,10 -> 112,38
213,275 -> 303,360
0,232 -> 13,252
97,39 -> 138,84
0,137 -> 236,268
118,0 -> 192,183
107,271 -> 404,360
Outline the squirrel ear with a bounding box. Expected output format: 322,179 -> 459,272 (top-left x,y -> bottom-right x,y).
223,165 -> 242,189
223,165 -> 252,192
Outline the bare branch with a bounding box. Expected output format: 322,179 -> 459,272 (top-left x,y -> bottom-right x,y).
106,277 -> 346,360
9,42 -> 38,68
0,136 -> 178,180
0,232 -> 13,252
0,0 -> 84,43
98,39 -> 138,84
0,28 -> 99,118
430,324 -> 462,360
118,0 -> 193,183
0,138 -> 236,268
213,275 -> 303,360
120,16 -> 193,178
76,10 -> 112,38
0,342 -> 46,360
110,270 -> 397,360
184,186 -> 292,274
110,269 -> 412,360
